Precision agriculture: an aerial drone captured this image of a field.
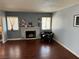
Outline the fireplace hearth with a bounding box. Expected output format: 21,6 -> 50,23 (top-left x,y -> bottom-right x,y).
26,31 -> 36,38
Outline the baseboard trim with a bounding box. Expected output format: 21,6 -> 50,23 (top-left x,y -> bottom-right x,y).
7,38 -> 23,40
7,38 -> 39,41
54,39 -> 79,58
3,39 -> 8,44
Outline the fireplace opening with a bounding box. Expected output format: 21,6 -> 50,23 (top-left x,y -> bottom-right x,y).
26,31 -> 36,38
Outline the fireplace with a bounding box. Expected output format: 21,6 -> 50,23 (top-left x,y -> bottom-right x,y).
26,31 -> 36,38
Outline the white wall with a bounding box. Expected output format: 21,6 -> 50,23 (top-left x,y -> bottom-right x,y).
0,12 -> 7,43
52,4 -> 79,57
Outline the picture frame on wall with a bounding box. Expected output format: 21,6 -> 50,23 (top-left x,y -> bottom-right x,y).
74,14 -> 79,27
19,19 -> 26,27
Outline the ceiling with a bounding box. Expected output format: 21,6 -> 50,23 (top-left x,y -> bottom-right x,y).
0,0 -> 79,12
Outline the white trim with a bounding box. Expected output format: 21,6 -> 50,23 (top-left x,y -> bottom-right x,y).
2,32 -> 7,44
25,37 -> 40,39
7,38 -> 38,41
7,38 -> 23,40
54,39 -> 79,58
3,39 -> 8,43
2,39 -> 7,44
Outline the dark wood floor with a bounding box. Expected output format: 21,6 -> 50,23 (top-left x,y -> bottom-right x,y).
0,40 -> 78,59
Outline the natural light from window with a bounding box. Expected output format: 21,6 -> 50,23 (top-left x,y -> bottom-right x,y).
42,17 -> 51,30
7,17 -> 19,31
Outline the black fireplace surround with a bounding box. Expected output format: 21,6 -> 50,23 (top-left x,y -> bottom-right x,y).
26,31 -> 36,38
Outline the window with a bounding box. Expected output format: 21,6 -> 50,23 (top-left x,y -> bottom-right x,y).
7,17 -> 19,31
42,17 -> 51,30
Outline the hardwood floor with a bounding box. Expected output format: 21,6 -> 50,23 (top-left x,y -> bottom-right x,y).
0,40 -> 78,59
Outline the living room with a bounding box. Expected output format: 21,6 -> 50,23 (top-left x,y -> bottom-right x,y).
0,0 -> 79,59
